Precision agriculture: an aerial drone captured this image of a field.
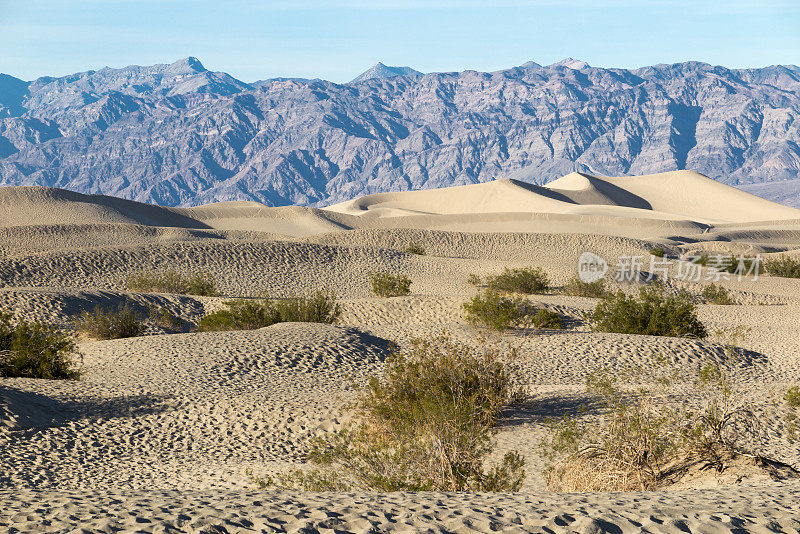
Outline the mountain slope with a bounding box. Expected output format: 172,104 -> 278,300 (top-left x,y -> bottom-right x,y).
350,62 -> 423,83
0,58 -> 799,207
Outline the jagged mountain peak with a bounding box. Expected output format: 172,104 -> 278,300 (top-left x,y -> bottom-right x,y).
350,62 -> 423,83
551,58 -> 590,70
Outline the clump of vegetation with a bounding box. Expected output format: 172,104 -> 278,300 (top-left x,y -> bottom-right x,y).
255,334 -> 526,491
197,289 -> 341,332
786,386 -> 800,409
149,306 -> 183,332
764,257 -> 800,279
786,386 -> 800,443
74,304 -> 145,340
486,267 -> 549,294
126,270 -> 218,296
543,357 -> 766,492
467,274 -> 482,287
0,310 -> 82,380
701,283 -> 735,305
648,247 -> 666,258
404,243 -> 426,256
462,290 -> 562,332
370,272 -> 412,297
590,286 -> 707,338
561,276 -> 608,298
690,252 -> 711,266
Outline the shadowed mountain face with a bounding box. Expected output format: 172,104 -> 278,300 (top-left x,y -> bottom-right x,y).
0,57 -> 799,207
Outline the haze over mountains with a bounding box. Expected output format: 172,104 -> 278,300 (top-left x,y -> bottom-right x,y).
0,57 -> 799,207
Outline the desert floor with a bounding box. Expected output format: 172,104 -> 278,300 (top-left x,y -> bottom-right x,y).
2,175 -> 800,533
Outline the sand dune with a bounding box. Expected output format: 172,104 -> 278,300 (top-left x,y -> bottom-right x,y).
2,173 -> 800,532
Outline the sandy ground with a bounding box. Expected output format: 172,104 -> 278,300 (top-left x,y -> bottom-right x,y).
2,174 -> 800,532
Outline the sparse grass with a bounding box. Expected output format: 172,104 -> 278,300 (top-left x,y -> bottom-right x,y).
764,257 -> 800,279
543,356 -> 766,492
462,290 -> 562,332
74,304 -> 145,340
590,286 -> 707,338
648,247 -> 665,258
258,334 -> 526,492
404,243 -> 426,255
197,289 -> 341,332
701,284 -> 735,305
486,267 -> 549,294
0,310 -> 82,380
561,276 -> 609,298
126,270 -> 218,296
370,272 -> 412,298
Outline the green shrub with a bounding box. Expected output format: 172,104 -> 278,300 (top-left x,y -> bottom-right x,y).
463,290 -> 562,332
197,290 -> 341,332
0,311 -> 82,380
786,386 -> 800,409
701,283 -> 735,305
404,243 -> 426,255
486,267 -> 549,294
74,304 -> 145,340
467,274 -> 482,287
543,358 -> 764,492
561,276 -> 608,298
370,272 -> 412,297
691,252 -> 711,266
648,247 -> 665,258
531,308 -> 563,329
590,286 -> 707,338
264,334 -> 525,492
126,270 -> 218,296
764,257 -> 800,278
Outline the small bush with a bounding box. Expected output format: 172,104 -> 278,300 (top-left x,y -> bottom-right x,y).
370,272 -> 412,297
764,257 -> 800,279
561,276 -> 608,298
543,358 -> 764,492
404,243 -> 426,256
691,252 -> 711,266
649,247 -> 665,258
590,286 -> 707,338
786,386 -> 800,409
486,267 -> 549,294
0,311 -> 82,380
126,270 -> 218,296
74,304 -> 145,340
467,274 -> 482,287
463,290 -> 562,332
701,283 -> 735,305
197,290 -> 341,332
267,334 -> 526,492
149,306 -> 183,332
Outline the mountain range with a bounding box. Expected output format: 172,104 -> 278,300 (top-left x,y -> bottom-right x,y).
0,57 -> 799,207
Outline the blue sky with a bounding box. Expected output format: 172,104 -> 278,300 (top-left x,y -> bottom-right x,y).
1,0 -> 798,83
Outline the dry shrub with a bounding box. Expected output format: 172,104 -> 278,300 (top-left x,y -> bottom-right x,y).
486,267 -> 549,294
462,290 -> 562,332
74,304 -> 145,340
259,334 -> 526,492
561,276 -> 608,298
126,270 -> 218,296
0,310 -> 82,380
701,283 -> 735,305
197,289 -> 341,332
543,352 -> 768,492
764,256 -> 800,278
370,272 -> 412,297
404,243 -> 426,255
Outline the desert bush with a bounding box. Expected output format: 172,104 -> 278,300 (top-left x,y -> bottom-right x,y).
404,243 -> 426,255
467,274 -> 482,287
149,306 -> 183,332
764,257 -> 800,279
0,311 -> 82,380
590,286 -> 707,338
648,247 -> 665,258
786,386 -> 800,409
486,267 -> 549,294
370,272 -> 412,297
261,334 -> 526,491
701,283 -> 734,305
463,290 -> 562,332
197,290 -> 340,332
74,304 -> 145,340
126,270 -> 218,296
561,276 -> 608,298
543,357 -> 764,492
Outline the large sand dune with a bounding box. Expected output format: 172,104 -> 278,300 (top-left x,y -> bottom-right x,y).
2,173 -> 800,532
